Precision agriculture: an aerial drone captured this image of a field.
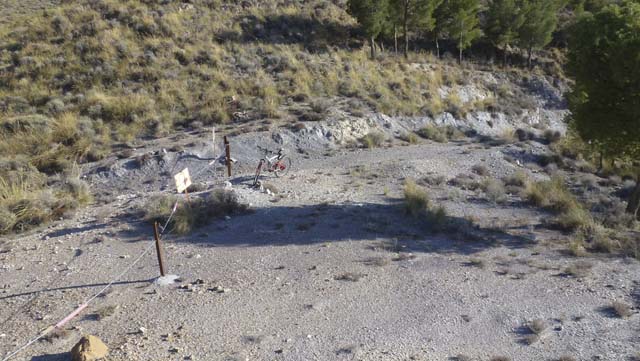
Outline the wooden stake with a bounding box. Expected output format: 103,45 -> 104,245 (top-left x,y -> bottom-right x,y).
224,136 -> 231,177
184,187 -> 191,204
153,222 -> 166,277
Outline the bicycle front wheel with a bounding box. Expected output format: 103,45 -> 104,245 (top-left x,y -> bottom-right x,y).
273,158 -> 292,177
253,160 -> 264,186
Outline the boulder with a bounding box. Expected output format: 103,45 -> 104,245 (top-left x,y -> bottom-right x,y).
71,335 -> 108,361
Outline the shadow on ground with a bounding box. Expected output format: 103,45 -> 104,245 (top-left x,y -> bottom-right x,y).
0,279 -> 152,302
31,353 -> 70,361
123,197 -> 535,256
217,14 -> 357,51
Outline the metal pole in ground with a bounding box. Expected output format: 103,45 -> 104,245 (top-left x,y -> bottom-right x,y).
224,136 -> 232,177
153,222 -> 166,277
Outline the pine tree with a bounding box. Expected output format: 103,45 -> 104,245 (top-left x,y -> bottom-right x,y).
567,1 -> 640,217
517,0 -> 560,67
389,0 -> 444,58
436,0 -> 483,62
485,0 -> 525,65
348,0 -> 390,58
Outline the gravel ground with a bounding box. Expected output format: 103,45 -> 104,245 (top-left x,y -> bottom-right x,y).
1,127 -> 639,361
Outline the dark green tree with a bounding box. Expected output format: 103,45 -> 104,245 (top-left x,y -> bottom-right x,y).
347,0 -> 390,58
567,0 -> 640,217
435,0 -> 483,62
389,0 -> 444,58
485,0 -> 525,65
517,0 -> 560,67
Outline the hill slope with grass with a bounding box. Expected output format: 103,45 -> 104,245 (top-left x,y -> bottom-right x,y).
0,0 -> 568,234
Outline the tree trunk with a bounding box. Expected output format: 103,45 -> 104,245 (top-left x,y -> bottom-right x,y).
370,36 -> 376,59
503,45 -> 508,66
598,152 -> 604,171
626,176 -> 640,219
380,41 -> 385,53
435,35 -> 440,58
394,25 -> 398,55
403,3 -> 409,58
458,18 -> 464,64
527,46 -> 533,68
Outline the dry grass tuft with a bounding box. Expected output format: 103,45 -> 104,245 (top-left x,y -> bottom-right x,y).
482,178 -> 508,204
94,305 -> 118,320
525,177 -> 593,231
403,179 -> 430,217
527,319 -> 547,334
360,131 -> 386,148
416,124 -> 465,143
143,189 -> 248,235
564,260 -> 594,278
611,300 -> 633,318
334,272 -> 365,282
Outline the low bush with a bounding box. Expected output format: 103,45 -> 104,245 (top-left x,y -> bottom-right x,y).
450,174 -> 482,191
543,129 -> 562,144
472,164 -> 489,176
143,189 -> 248,235
525,177 -> 593,231
403,179 -> 452,232
503,170 -> 528,188
611,300 -> 633,318
416,124 -> 464,143
482,178 -> 508,204
360,131 -> 386,148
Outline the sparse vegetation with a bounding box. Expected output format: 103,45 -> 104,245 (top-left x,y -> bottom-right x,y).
467,258 -> 486,269
335,272 -> 365,282
527,318 -> 547,335
611,300 -> 633,318
564,260 -> 593,278
417,124 -> 465,143
94,305 -> 118,321
472,164 -> 489,176
361,131 -> 386,148
143,189 -> 248,235
0,0 -> 556,233
524,177 -> 593,231
403,179 -> 452,232
482,178 -> 508,204
503,171 -> 528,188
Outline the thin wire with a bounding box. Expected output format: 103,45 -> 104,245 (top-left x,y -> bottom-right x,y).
2,201 -> 179,361
1,328 -> 52,361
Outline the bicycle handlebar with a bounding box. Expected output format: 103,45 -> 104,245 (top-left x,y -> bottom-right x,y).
257,146 -> 284,155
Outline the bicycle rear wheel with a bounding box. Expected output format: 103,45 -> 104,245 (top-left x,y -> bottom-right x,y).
273,157 -> 292,177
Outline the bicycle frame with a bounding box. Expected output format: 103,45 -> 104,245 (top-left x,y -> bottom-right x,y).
253,149 -> 288,186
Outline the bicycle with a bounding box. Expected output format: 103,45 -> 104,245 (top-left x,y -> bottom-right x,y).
253,146 -> 292,186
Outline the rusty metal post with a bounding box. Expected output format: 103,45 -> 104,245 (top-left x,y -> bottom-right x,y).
153,222 -> 166,277
224,136 -> 231,177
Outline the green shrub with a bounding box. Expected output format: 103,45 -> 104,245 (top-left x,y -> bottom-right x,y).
503,171 -> 529,188
361,131 -> 386,148
525,177 -> 594,231
143,189 -> 248,235
0,207 -> 17,233
403,179 -> 451,231
482,178 -> 508,204
403,179 -> 429,217
417,125 -> 447,142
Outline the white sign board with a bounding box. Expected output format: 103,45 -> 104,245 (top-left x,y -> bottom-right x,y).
174,168 -> 192,193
